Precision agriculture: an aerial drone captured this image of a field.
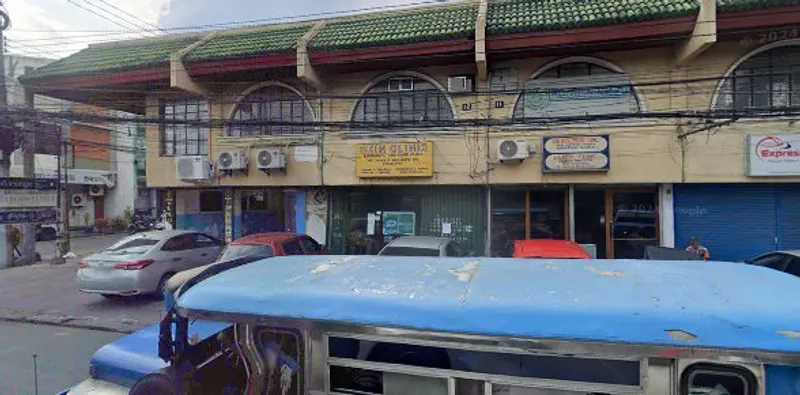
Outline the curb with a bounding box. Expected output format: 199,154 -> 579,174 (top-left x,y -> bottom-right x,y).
0,313 -> 138,334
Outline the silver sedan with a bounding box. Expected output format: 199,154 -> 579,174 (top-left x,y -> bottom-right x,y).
77,230 -> 223,298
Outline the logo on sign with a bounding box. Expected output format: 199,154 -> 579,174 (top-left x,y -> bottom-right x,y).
755,136 -> 800,160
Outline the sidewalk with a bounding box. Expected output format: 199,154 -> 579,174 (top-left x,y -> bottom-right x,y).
37,233 -> 126,262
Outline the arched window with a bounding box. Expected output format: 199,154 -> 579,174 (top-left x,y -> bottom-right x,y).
514,62 -> 640,119
229,85 -> 314,137
716,46 -> 800,111
352,75 -> 454,123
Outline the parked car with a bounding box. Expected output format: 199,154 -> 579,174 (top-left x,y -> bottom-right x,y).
746,250 -> 800,277
76,230 -> 223,298
377,235 -> 466,257
60,255 -> 800,394
513,239 -> 591,259
35,224 -> 58,241
165,232 -> 327,296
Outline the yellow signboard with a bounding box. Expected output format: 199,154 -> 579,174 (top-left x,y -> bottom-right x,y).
356,142 -> 433,178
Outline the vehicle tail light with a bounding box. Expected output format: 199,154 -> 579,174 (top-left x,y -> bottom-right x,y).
114,260 -> 154,270
78,261 -> 89,269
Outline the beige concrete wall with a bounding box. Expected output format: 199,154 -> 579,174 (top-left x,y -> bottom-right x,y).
145,40 -> 800,188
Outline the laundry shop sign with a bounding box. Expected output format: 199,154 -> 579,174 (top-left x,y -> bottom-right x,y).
747,134 -> 800,176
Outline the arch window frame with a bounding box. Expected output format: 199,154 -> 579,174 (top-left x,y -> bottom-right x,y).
712,41 -> 800,114
350,72 -> 457,128
510,57 -> 645,128
226,82 -> 316,138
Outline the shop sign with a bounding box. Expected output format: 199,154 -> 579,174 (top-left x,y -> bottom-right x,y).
35,169 -> 115,186
382,211 -> 416,236
0,190 -> 58,208
356,142 -> 433,178
0,209 -> 58,225
522,74 -> 638,118
542,135 -> 610,173
0,177 -> 57,190
747,134 -> 800,176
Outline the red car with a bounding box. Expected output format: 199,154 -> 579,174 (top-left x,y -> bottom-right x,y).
218,232 -> 327,261
513,239 -> 591,259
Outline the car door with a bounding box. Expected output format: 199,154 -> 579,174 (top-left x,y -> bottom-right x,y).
194,233 -> 224,264
153,234 -> 196,275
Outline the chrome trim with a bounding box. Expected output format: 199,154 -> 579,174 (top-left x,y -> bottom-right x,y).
177,307 -> 800,365
233,323 -> 252,381
328,357 -> 642,394
242,324 -> 265,395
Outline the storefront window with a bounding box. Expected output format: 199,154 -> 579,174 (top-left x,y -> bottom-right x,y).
611,192 -> 658,259
240,190 -> 285,237
716,46 -> 800,112
491,189 -> 567,257
200,190 -> 223,212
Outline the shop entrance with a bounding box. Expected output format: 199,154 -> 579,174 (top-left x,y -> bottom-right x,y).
574,188 -> 659,259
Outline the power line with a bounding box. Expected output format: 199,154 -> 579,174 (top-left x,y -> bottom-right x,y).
92,0 -> 162,33
64,0 -> 152,38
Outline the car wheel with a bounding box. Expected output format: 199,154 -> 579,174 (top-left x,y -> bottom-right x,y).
156,272 -> 175,298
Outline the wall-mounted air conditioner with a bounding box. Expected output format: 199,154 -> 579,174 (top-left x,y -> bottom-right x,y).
217,151 -> 249,172
448,75 -> 474,93
256,149 -> 286,174
176,156 -> 212,181
497,140 -> 530,162
88,185 -> 104,197
71,193 -> 87,207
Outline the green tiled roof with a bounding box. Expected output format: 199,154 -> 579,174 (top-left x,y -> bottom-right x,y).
487,0 -> 699,36
311,4 -> 478,51
718,0 -> 800,12
20,35 -> 201,81
184,25 -> 312,62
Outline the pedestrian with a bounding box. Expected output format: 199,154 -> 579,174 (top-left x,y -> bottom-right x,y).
686,237 -> 711,261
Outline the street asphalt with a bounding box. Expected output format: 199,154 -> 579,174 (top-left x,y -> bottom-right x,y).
0,321 -> 122,395
0,233 -> 164,333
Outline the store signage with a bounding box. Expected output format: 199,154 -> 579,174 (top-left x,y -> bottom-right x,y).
522,74 -> 638,118
0,177 -> 57,190
542,135 -> 610,173
0,190 -> 58,208
382,211 -> 416,236
747,134 -> 800,176
0,209 -> 58,225
356,142 -> 433,178
35,169 -> 115,186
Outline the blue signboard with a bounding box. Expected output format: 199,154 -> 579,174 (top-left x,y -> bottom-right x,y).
0,209 -> 58,225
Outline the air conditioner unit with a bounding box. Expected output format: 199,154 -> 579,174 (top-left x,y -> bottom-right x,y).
176,156 -> 212,181
71,193 -> 87,207
88,185 -> 104,197
448,75 -> 474,93
497,140 -> 530,161
256,149 -> 286,172
217,150 -> 249,172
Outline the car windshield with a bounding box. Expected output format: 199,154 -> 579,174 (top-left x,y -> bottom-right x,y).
379,246 -> 440,257
219,244 -> 275,262
103,235 -> 160,255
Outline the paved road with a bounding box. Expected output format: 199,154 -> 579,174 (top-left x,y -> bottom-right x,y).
0,321 -> 121,395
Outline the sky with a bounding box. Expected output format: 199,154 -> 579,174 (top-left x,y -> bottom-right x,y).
4,0 -> 446,60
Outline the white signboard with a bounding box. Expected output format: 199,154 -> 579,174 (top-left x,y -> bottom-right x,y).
0,190 -> 58,208
747,134 -> 800,176
35,169 -> 116,186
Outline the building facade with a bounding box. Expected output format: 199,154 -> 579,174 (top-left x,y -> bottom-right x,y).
20,0 -> 800,260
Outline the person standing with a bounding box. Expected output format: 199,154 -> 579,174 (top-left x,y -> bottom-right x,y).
686,237 -> 711,261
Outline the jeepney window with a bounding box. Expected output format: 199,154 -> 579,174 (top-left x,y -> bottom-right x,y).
254,326 -> 304,395
681,363 -> 756,395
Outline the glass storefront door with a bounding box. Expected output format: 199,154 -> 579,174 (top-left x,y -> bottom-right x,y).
609,191 -> 659,259
491,188 -> 567,257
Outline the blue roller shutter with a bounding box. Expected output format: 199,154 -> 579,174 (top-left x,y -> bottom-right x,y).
674,184 -> 777,262
777,184 -> 800,250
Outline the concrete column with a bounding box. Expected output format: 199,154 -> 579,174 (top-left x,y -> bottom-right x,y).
659,184 -> 676,248
224,188 -> 233,244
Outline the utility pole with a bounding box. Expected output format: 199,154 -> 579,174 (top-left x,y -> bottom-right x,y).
0,8 -> 12,268
17,66 -> 36,266
59,140 -> 70,259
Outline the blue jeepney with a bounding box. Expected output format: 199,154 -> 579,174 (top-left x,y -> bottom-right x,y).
62,255 -> 800,394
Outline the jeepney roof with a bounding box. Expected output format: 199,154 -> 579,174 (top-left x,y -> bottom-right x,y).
175,256 -> 800,353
